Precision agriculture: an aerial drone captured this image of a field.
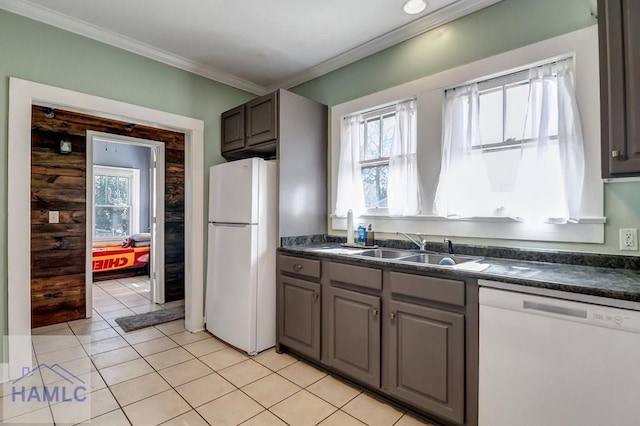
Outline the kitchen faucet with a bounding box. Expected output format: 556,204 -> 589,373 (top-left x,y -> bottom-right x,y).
444,238 -> 454,255
396,232 -> 429,251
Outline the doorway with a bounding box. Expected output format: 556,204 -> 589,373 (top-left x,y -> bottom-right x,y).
27,104 -> 184,330
7,77 -> 205,380
86,131 -> 166,313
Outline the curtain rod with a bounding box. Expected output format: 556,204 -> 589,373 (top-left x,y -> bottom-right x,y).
342,96 -> 417,120
444,54 -> 574,92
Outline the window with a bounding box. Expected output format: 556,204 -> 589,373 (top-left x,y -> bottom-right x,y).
434,57 -> 585,223
360,106 -> 396,208
335,99 -> 420,217
331,27 -> 603,242
94,166 -> 140,239
476,68 -> 557,150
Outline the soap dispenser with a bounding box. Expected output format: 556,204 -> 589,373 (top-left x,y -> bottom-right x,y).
357,224 -> 366,245
365,224 -> 375,247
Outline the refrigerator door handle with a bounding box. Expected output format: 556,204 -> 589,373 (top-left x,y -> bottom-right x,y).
211,222 -> 249,228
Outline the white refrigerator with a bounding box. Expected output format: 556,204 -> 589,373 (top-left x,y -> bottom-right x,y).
206,157 -> 277,355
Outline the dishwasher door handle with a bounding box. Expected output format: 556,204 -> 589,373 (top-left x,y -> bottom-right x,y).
523,300 -> 588,319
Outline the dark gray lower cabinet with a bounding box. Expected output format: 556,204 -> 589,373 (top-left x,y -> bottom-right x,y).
325,286 -> 381,387
386,300 -> 465,424
278,275 -> 321,360
276,253 -> 476,425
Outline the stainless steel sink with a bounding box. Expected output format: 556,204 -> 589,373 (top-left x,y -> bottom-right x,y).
399,253 -> 481,265
311,246 -> 482,266
358,249 -> 413,259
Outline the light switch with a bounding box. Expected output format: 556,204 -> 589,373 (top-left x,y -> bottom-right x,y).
49,211 -> 59,224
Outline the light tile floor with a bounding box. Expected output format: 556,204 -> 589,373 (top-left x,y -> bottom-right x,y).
5,277 -> 435,425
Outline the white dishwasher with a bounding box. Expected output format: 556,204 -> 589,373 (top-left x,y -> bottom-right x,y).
479,287 -> 640,426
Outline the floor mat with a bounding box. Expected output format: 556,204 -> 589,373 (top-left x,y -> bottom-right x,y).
115,307 -> 185,332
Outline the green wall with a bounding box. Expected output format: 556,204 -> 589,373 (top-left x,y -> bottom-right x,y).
292,0 -> 640,255
0,10 -> 254,343
292,0 -> 597,106
1,0 -> 637,352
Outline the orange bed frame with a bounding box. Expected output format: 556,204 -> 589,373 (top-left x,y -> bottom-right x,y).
92,246 -> 150,273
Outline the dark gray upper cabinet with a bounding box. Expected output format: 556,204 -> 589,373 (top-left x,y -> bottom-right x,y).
325,286 -> 381,388
220,93 -> 276,159
246,92 -> 278,146
221,105 -> 245,153
386,300 -> 465,424
220,89 -> 328,239
599,0 -> 640,176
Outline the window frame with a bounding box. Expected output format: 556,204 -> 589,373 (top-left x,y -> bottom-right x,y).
457,61 -> 564,154
93,165 -> 140,241
358,105 -> 397,212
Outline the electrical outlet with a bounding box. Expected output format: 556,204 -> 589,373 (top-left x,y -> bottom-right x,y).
619,228 -> 638,251
48,211 -> 59,224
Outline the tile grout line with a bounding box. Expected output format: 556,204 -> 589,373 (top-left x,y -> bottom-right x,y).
28,278 -> 429,426
93,279 -> 153,425
91,279 -> 181,424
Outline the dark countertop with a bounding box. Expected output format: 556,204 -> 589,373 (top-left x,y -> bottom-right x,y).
279,244 -> 640,303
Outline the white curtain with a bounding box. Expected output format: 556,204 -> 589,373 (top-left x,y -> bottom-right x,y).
388,100 -> 421,216
335,114 -> 365,217
433,83 -> 495,218
510,60 -> 585,223
434,59 -> 585,223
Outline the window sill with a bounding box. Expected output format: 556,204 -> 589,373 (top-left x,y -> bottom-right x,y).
93,237 -> 126,243
331,215 -> 606,244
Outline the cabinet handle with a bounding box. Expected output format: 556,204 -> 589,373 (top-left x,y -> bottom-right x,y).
313,292 -> 319,301
612,150 -> 625,159
389,312 -> 396,320
293,264 -> 303,271
371,308 -> 379,317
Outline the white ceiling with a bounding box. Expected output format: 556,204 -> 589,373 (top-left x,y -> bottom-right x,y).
1,0 -> 502,94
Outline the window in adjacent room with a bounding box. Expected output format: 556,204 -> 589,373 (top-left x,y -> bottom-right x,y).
336,99 -> 421,217
434,57 -> 585,223
94,166 -> 140,239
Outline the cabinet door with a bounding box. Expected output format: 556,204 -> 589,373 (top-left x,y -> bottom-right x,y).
278,275 -> 321,360
386,300 -> 465,424
325,286 -> 380,387
600,0 -> 640,175
246,92 -> 278,146
221,105 -> 245,153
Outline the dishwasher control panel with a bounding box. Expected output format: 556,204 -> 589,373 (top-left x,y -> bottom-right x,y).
480,286 -> 640,333
593,311 -> 634,328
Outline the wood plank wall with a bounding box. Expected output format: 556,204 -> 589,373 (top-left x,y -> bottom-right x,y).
31,106 -> 185,328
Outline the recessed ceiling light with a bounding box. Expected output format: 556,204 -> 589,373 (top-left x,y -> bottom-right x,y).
403,0 -> 428,14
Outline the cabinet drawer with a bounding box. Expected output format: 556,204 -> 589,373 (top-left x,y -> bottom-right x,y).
278,255 -> 320,278
390,272 -> 465,307
329,262 -> 382,291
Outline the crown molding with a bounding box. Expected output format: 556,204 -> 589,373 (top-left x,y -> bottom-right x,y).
268,0 -> 503,91
2,0 -> 502,96
0,0 -> 268,95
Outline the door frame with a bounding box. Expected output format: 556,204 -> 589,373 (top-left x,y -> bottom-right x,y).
6,77 -> 205,381
86,132 -> 166,308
